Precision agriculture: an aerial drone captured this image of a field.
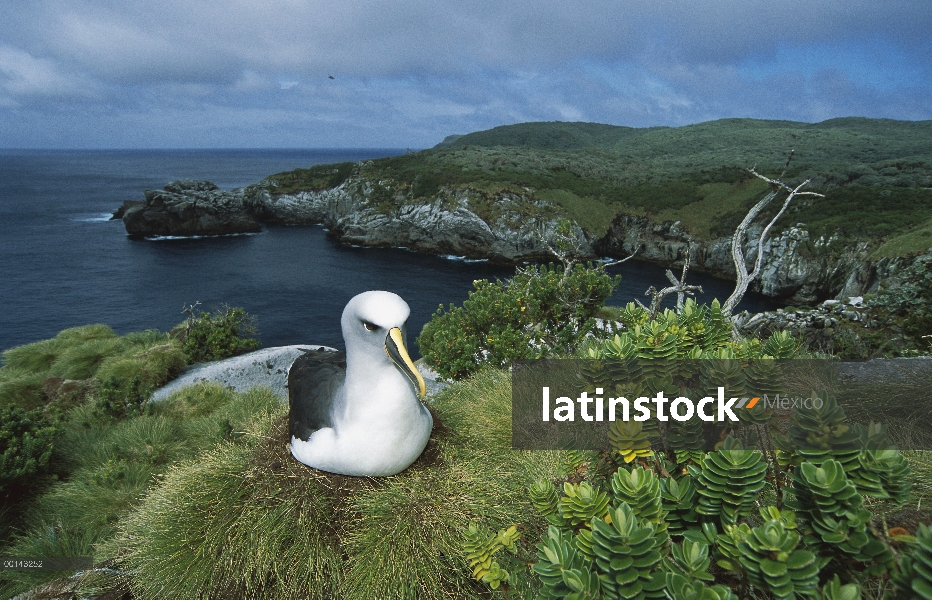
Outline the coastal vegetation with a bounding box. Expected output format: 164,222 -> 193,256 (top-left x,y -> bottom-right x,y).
418,262 -> 619,379
0,307 -> 263,597
1,262 -> 930,597
263,118 -> 932,252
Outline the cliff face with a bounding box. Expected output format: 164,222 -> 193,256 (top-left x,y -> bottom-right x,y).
122,178 -> 901,303
595,215 -> 886,303
242,179 -> 592,263
122,180 -> 261,237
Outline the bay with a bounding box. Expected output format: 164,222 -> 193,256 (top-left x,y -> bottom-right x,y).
0,149 -> 779,356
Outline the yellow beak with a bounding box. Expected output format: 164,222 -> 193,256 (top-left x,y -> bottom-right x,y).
385,327 -> 427,399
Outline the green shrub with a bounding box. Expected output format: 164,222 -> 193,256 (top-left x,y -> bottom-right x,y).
418,263 -> 618,379
93,376 -> 152,421
0,404 -> 59,494
177,306 -> 261,363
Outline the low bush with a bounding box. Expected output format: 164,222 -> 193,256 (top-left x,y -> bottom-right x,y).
0,404 -> 59,495
93,376 -> 152,421
418,263 -> 618,379
176,305 -> 261,363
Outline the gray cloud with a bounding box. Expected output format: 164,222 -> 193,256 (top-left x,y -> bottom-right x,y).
1,1 -> 929,147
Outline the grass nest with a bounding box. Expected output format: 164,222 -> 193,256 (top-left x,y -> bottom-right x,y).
108,369 -> 562,600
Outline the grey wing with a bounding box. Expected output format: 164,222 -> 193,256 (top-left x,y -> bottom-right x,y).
288,349 -> 347,441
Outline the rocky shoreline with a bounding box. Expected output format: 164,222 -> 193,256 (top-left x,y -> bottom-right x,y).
117,177 -> 921,306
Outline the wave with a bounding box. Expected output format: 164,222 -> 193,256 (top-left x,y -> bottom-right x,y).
145,232 -> 260,241
441,254 -> 489,263
73,213 -> 117,223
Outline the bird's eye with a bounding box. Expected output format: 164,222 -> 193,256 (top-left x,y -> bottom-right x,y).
363,321 -> 378,331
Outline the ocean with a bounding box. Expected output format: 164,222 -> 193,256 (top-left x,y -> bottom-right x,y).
0,149 -> 779,356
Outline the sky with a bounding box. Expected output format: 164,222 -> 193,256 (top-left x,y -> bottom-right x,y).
1,1 -> 930,149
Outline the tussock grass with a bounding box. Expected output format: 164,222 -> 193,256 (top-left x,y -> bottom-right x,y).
48,337 -> 128,380
0,326 -> 182,411
0,521 -> 103,594
0,370 -> 46,409
2,338 -> 63,373
113,368 -> 563,599
904,451 -> 932,502
0,385 -> 282,598
95,343 -> 186,388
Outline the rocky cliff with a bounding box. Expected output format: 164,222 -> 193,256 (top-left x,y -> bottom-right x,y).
120,177 -> 905,304
243,181 -> 592,263
123,177 -> 591,263
595,214 -> 890,303
122,180 -> 261,237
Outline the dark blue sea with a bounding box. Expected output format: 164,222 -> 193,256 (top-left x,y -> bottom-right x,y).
0,149 -> 780,356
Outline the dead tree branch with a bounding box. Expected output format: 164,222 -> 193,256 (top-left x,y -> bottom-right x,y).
721,162 -> 824,318
601,244 -> 641,268
645,248 -> 703,319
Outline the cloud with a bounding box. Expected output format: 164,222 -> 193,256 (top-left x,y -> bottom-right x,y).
0,1 -> 929,147
0,45 -> 93,102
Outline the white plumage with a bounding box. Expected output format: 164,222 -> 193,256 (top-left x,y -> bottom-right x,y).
289,291 -> 432,476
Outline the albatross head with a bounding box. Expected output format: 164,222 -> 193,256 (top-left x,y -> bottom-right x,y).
341,290 -> 426,398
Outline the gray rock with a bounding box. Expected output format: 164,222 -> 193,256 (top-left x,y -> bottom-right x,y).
149,345 -> 449,403
123,180 -> 262,237
150,345 -> 335,402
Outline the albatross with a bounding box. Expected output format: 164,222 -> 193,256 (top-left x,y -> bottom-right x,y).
288,291 -> 432,476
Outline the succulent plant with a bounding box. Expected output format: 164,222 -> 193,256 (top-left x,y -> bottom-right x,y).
893,522 -> 932,600
712,522 -> 752,574
820,574 -> 861,600
559,481 -> 611,528
574,526 -> 597,562
698,355 -> 746,399
847,448 -> 912,506
610,421 -> 654,464
531,479 -> 562,525
633,321 -> 679,360
462,523 -> 520,584
534,526 -> 601,600
696,299 -> 732,352
777,393 -> 860,462
665,410 -> 707,466
590,503 -> 666,600
787,459 -> 889,569
664,573 -> 739,600
660,475 -> 701,534
666,538 -> 715,583
610,466 -> 668,548
689,436 -> 767,525
738,519 -> 820,600
761,330 -> 799,358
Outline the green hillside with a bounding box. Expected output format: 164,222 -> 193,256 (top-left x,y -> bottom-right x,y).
266,118 -> 932,252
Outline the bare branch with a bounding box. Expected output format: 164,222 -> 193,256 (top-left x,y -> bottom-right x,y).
644,248 -> 703,318
721,163 -> 824,318
601,244 -> 641,268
